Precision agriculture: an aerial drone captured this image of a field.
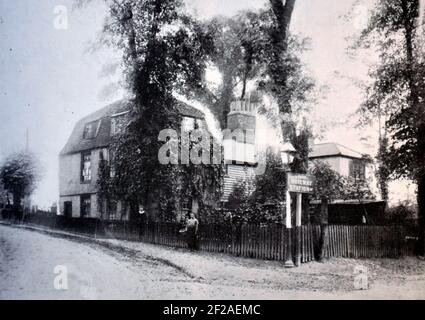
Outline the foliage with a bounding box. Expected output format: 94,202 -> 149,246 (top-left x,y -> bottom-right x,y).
0,152 -> 39,208
92,0 -> 223,222
225,149 -> 286,224
309,161 -> 345,202
310,159 -> 375,202
0,181 -> 7,206
341,176 -> 376,202
184,0 -> 315,132
252,149 -> 287,203
385,202 -> 417,225
353,0 -> 425,221
226,177 -> 284,224
88,0 -> 314,223
376,135 -> 391,202
286,121 -> 313,174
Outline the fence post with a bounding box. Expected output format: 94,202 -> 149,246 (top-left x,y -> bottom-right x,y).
295,193 -> 302,266
284,190 -> 295,267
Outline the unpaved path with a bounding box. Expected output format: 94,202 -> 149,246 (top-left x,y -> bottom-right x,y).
1,223 -> 424,300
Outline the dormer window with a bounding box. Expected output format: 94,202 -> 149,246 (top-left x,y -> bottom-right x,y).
182,117 -> 195,132
182,117 -> 202,132
111,111 -> 129,135
83,121 -> 98,139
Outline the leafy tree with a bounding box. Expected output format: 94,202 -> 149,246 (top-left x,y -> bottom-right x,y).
185,0 -> 315,136
0,152 -> 39,211
266,0 -> 297,114
0,181 -> 7,206
353,0 -> 425,253
376,135 -> 390,204
252,149 -> 288,204
385,202 -> 417,225
310,161 -> 345,261
91,0 -> 223,222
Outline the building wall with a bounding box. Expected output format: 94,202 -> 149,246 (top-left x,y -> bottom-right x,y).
59,193 -> 99,218
222,164 -> 257,201
339,157 -> 351,176
59,148 -> 107,218
59,148 -> 106,197
310,156 -> 342,174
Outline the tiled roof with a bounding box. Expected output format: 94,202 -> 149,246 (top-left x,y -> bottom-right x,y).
60,99 -> 205,155
309,143 -> 363,159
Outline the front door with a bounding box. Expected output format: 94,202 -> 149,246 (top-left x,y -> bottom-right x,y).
64,201 -> 72,219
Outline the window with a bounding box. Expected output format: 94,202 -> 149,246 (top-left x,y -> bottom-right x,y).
111,113 -> 128,135
194,119 -> 202,130
81,152 -> 92,183
80,195 -> 91,218
182,117 -> 195,132
181,198 -> 191,218
108,200 -> 118,221
109,149 -> 116,178
349,159 -> 365,180
83,121 -> 98,139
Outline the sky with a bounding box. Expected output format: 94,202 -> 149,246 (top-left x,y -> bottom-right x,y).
0,0 -> 414,208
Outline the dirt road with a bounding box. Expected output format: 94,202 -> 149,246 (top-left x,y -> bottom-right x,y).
1,223 -> 424,299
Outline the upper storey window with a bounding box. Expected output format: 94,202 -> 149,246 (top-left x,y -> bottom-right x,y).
83,121 -> 98,140
81,152 -> 92,183
349,159 -> 366,180
182,117 -> 202,132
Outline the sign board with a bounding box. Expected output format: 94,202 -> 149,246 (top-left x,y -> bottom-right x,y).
287,173 -> 314,194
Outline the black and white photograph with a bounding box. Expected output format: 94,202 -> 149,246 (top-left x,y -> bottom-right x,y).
1,0 -> 425,302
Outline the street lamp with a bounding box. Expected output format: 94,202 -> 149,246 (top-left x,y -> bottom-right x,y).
280,142 -> 297,268
280,142 -> 296,167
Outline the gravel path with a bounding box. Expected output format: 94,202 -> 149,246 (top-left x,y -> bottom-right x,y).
1,223 -> 425,300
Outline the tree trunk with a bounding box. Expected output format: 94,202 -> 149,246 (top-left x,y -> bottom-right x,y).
417,125 -> 425,255
268,0 -> 296,114
401,0 -> 425,254
318,198 -> 329,262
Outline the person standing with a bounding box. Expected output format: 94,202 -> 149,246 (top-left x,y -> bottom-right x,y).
186,213 -> 199,250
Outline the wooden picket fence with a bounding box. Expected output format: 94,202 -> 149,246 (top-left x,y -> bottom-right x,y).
132,223 -> 418,261
322,225 -> 418,259
3,213 -> 420,263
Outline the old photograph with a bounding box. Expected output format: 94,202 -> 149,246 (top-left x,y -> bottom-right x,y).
1,0 -> 425,301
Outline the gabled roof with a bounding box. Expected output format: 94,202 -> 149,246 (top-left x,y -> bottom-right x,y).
60,99 -> 205,156
309,143 -> 364,159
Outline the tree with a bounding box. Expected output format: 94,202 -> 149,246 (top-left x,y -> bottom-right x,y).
310,161 -> 345,261
0,152 -> 39,211
0,181 -> 7,206
186,0 -> 315,136
354,0 -> 425,253
266,0 -> 297,114
226,149 -> 288,224
89,0 -> 226,222
252,149 -> 288,204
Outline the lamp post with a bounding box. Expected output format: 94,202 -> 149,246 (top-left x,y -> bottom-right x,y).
281,142 -> 296,268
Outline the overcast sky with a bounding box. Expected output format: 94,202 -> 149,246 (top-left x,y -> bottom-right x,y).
0,0 -> 413,208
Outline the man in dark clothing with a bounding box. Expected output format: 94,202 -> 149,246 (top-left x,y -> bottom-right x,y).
186,213 -> 199,250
